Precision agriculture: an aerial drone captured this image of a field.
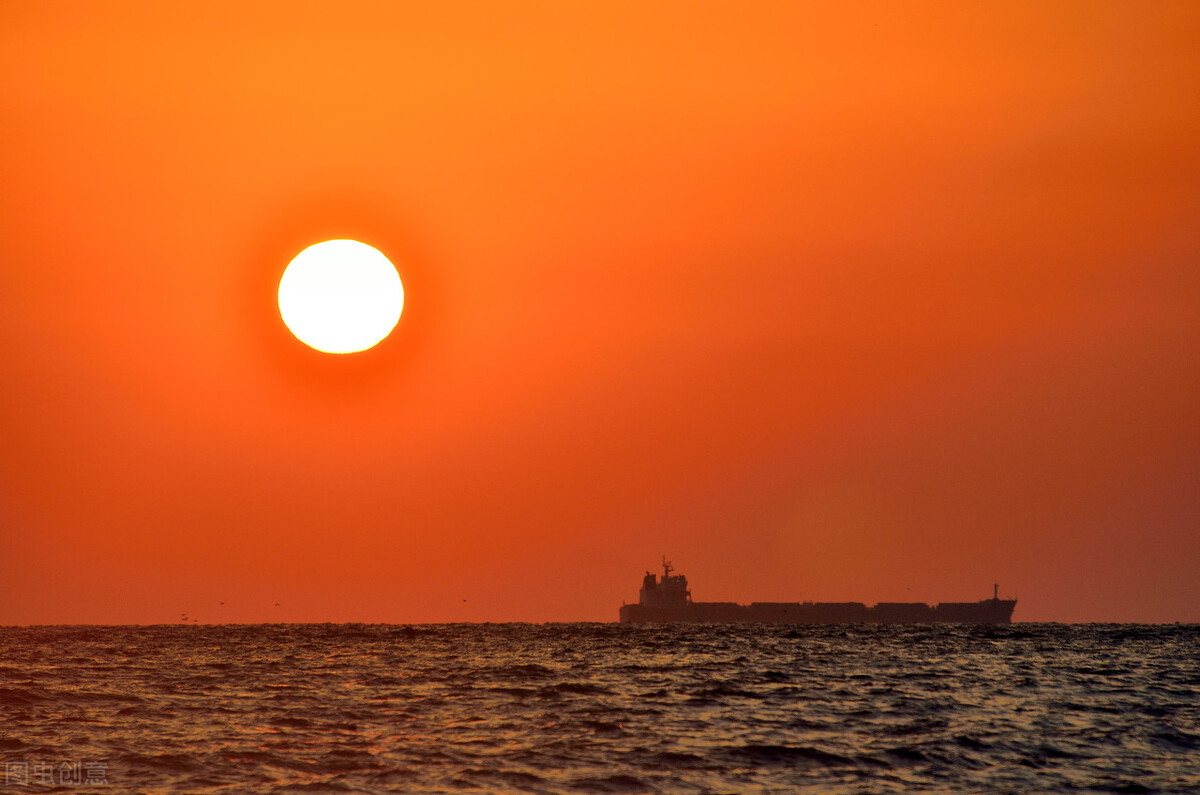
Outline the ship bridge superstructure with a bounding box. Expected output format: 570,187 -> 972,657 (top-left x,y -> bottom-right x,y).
638,558 -> 690,610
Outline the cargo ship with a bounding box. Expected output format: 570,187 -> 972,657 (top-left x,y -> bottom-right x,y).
619,559 -> 1016,624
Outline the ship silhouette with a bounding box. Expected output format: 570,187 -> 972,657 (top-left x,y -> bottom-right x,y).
619,558 -> 1017,624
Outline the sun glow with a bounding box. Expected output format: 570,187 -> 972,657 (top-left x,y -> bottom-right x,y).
277,240 -> 404,354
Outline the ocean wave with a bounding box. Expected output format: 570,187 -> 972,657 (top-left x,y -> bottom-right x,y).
728,743 -> 853,767
0,623 -> 1196,794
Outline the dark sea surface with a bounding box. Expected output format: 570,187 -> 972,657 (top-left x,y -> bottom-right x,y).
1,623 -> 1198,794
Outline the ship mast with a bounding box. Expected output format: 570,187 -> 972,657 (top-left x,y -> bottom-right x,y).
662,556 -> 673,580
993,582 -> 998,600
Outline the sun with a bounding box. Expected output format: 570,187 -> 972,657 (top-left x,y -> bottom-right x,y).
277,240 -> 404,354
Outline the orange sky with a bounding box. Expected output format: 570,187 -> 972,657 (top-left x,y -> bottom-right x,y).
2,2 -> 1198,624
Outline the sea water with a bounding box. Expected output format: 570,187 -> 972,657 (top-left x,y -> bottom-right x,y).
1,623 -> 1197,793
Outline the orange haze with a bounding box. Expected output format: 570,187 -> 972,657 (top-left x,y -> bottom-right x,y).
3,2 -> 1199,624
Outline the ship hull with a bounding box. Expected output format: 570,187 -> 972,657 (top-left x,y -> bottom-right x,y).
619,599 -> 1016,624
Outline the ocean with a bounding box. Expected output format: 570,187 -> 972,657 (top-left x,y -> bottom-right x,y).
1,623 -> 1197,793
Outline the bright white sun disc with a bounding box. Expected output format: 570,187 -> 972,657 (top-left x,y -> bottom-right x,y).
278,239 -> 404,354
